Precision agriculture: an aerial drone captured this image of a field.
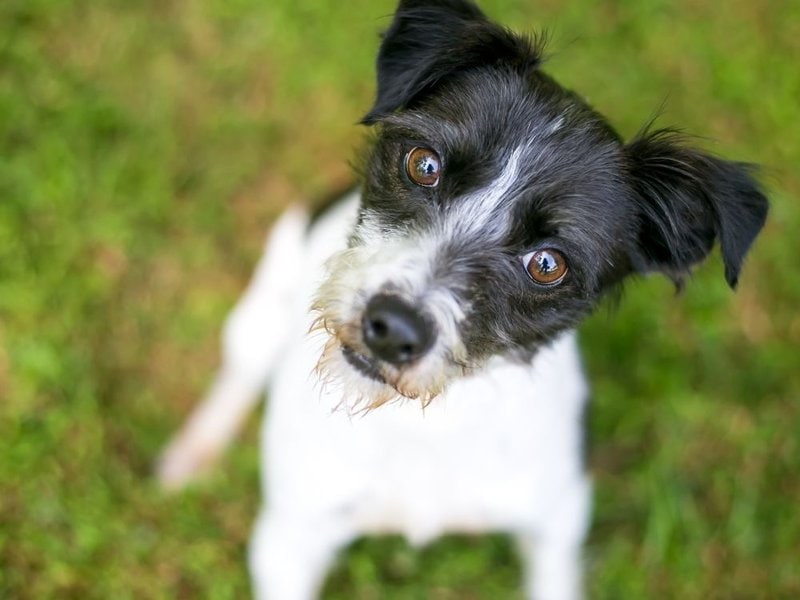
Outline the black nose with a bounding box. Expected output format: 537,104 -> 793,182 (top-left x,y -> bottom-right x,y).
362,294 -> 435,365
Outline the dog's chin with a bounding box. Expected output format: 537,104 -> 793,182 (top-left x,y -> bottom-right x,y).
314,338 -> 399,411
314,336 -> 454,411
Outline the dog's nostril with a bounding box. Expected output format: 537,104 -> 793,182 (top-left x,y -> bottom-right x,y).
362,294 -> 436,366
369,319 -> 389,338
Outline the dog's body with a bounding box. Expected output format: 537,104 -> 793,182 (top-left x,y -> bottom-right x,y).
158,1 -> 767,598
161,194 -> 589,599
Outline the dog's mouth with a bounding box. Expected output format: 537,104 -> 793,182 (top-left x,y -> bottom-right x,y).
341,345 -> 386,383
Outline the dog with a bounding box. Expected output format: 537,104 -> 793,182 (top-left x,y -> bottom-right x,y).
157,1 -> 768,598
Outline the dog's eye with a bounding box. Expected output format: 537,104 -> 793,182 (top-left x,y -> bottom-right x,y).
405,147 -> 441,187
522,249 -> 568,286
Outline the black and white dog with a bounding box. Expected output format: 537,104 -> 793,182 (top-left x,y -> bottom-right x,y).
158,1 -> 768,598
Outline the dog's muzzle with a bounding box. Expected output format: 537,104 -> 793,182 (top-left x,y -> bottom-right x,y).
312,245 -> 463,406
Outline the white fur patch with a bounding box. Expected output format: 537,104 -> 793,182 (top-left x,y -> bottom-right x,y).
445,146 -> 525,240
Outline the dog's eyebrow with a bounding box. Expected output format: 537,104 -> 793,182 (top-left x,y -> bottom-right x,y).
377,121 -> 427,140
378,113 -> 463,144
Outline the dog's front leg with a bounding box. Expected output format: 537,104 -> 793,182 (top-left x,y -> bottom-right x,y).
249,507 -> 355,600
516,474 -> 591,600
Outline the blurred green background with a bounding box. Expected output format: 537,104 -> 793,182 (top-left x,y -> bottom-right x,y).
1,0 -> 798,598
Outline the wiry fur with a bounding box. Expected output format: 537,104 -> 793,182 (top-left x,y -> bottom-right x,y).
158,1 -> 768,599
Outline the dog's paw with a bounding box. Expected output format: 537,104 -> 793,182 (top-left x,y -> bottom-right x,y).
155,432 -> 220,492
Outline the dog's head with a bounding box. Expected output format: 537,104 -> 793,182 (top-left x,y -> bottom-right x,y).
312,0 -> 768,410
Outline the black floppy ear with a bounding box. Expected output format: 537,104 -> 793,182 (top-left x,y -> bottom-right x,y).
626,130 -> 768,288
362,0 -> 543,124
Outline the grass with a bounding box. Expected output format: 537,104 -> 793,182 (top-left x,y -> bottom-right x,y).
1,0 -> 798,597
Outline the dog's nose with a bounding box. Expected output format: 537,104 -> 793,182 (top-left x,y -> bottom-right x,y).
362,294 -> 435,365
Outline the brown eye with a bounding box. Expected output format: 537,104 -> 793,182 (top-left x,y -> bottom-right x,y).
405,147 -> 441,187
522,249 -> 568,286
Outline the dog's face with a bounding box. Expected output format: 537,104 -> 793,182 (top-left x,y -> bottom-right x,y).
313,0 -> 767,409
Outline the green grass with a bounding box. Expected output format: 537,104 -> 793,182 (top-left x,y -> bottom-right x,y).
1,0 -> 798,597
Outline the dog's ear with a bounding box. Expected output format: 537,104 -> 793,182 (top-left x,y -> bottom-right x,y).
625,129 -> 768,288
362,0 -> 543,124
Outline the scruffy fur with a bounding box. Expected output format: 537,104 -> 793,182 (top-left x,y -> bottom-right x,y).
158,1 -> 767,599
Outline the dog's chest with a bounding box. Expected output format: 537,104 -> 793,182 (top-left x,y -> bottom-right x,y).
266,325 -> 587,544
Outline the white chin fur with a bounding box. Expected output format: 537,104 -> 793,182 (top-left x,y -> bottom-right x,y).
311,331 -> 469,413
313,336 -> 403,412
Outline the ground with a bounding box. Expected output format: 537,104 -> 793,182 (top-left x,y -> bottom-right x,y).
1,0 -> 798,598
